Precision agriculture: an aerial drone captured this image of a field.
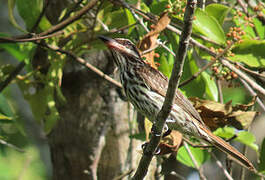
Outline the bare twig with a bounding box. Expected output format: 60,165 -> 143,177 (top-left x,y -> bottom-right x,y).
0,31 -> 64,43
0,139 -> 24,152
183,142 -> 207,180
116,0 -> 176,57
114,1 -> 265,102
239,78 -> 265,112
210,152 -> 234,180
38,0 -> 98,36
30,0 -> 50,32
0,0 -> 98,43
40,43 -> 122,89
220,59 -> 265,96
59,0 -> 84,22
0,0 -> 98,92
0,62 -> 25,92
113,169 -> 134,180
217,79 -> 223,103
179,42 -> 234,87
235,62 -> 265,79
132,0 -> 197,179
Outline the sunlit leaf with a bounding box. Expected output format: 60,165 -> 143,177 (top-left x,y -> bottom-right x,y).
205,3 -> 230,25
201,71 -> 218,101
158,54 -> 170,78
193,8 -> 226,44
214,126 -> 235,139
235,131 -> 258,151
230,40 -> 265,67
177,144 -> 210,168
8,0 -> 26,32
16,0 -> 51,31
0,147 -> 46,179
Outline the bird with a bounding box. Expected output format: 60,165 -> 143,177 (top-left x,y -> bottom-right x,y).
98,35 -> 255,171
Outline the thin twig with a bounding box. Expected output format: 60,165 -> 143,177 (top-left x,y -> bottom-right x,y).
235,62 -> 265,79
40,43 -> 122,89
220,59 -> 265,96
30,0 -> 50,32
115,2 -> 265,100
113,169 -> 134,180
132,0 -> 197,179
0,0 -> 98,44
179,42 -> 234,87
38,0 -> 98,36
0,139 -> 24,152
117,0 -> 176,57
59,0 -> 85,22
217,79 -> 223,103
237,0 -> 259,38
0,62 -> 25,92
183,142 -> 207,180
0,31 -> 64,43
239,78 -> 265,112
210,152 -> 234,180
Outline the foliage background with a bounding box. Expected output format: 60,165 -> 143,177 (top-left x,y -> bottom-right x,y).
0,0 -> 264,179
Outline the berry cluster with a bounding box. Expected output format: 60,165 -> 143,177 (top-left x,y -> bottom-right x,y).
165,0 -> 187,18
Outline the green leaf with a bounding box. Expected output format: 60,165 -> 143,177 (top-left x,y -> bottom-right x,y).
8,0 -> 27,32
180,53 -> 204,98
125,9 -> 136,34
0,147 -> 46,179
150,0 -> 168,15
214,127 -> 258,151
205,4 -> 230,25
259,138 -> 265,172
16,0 -> 45,31
230,40 -> 265,67
193,8 -> 226,44
0,113 -> 13,121
214,126 -> 235,139
177,144 -> 210,168
0,43 -> 27,61
201,71 -> 218,101
158,54 -> 171,78
235,131 -> 258,151
0,94 -> 14,118
253,17 -> 265,39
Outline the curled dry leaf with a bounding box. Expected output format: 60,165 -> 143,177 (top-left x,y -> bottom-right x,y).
138,12 -> 171,68
157,130 -> 183,155
189,97 -> 259,131
144,118 -> 182,155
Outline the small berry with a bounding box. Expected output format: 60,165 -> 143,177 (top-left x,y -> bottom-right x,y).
165,4 -> 171,9
154,53 -> 160,58
150,24 -> 155,29
231,71 -> 238,79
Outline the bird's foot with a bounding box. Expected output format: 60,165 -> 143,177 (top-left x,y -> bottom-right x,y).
151,124 -> 171,137
141,142 -> 161,155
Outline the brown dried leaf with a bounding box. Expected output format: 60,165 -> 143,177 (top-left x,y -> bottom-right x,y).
189,97 -> 258,131
157,130 -> 183,155
227,111 -> 259,130
138,12 -> 171,68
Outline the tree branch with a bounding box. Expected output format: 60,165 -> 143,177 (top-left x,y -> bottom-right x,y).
132,0 -> 197,179
0,0 -> 97,43
39,43 -> 122,89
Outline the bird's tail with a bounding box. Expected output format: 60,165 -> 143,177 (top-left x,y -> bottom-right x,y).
199,124 -> 255,172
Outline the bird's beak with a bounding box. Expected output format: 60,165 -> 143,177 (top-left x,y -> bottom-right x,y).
98,35 -> 139,58
98,35 -> 124,50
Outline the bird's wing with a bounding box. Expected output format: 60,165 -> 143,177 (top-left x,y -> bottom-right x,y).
138,64 -> 205,125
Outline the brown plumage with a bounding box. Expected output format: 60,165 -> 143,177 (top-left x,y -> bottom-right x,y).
99,35 -> 255,171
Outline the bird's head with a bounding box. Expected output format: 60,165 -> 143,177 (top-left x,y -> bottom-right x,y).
99,36 -> 143,70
